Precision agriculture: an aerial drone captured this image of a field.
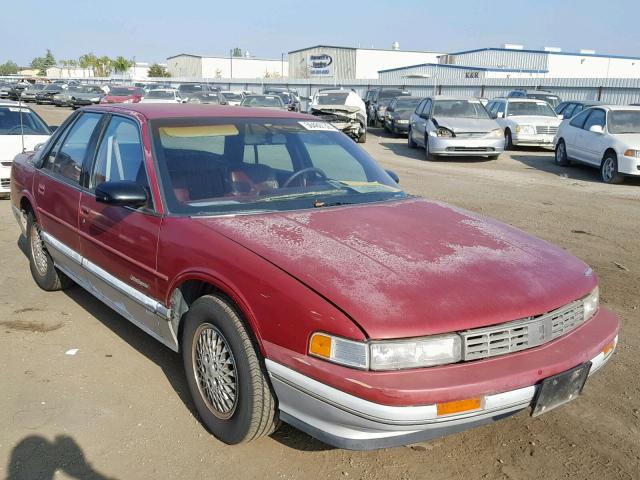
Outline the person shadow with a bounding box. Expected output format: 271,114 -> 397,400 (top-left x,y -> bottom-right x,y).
7,435 -> 117,480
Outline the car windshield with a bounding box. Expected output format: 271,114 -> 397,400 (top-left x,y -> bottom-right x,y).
508,101 -> 557,117
527,94 -> 560,108
179,85 -> 204,93
241,96 -> 283,107
189,93 -> 220,104
147,90 -> 175,99
222,92 -> 242,101
608,111 -> 640,134
0,107 -> 50,135
393,98 -> 421,112
150,118 -> 405,215
44,85 -> 62,92
27,84 -> 46,91
316,92 -> 349,105
433,100 -> 491,119
379,90 -> 408,100
109,87 -> 137,96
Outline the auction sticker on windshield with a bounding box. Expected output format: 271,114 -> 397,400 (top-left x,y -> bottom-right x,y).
299,121 -> 337,131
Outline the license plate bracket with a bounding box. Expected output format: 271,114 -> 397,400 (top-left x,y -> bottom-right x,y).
532,362 -> 591,417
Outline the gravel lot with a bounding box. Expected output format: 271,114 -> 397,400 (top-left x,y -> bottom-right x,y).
1,104 -> 638,480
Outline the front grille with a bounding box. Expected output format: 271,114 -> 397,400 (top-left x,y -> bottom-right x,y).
1,178 -> 10,188
1,161 -> 12,167
535,125 -> 558,135
455,132 -> 488,138
461,299 -> 585,361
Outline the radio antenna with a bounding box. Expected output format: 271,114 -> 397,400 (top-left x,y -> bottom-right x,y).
18,92 -> 26,153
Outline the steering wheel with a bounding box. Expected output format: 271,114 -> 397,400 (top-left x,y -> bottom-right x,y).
6,125 -> 38,135
282,167 -> 328,188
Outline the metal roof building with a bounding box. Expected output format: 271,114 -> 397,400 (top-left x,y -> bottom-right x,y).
287,45 -> 443,81
167,54 -> 288,80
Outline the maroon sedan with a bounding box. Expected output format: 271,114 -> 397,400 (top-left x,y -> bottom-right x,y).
100,86 -> 144,104
10,104 -> 618,450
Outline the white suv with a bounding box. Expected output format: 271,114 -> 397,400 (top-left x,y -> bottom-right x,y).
486,98 -> 561,149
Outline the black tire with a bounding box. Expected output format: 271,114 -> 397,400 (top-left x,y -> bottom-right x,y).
488,154 -> 500,160
600,153 -> 624,184
407,128 -> 417,148
357,128 -> 367,144
555,140 -> 570,166
425,135 -> 436,161
504,129 -> 514,150
181,295 -> 278,445
383,122 -> 390,133
26,212 -> 72,291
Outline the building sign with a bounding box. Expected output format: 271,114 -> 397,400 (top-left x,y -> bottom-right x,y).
308,54 -> 333,76
465,71 -> 480,79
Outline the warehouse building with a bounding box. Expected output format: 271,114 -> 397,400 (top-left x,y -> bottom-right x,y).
287,44 -> 443,80
441,46 -> 640,79
167,53 -> 288,79
378,63 -> 547,84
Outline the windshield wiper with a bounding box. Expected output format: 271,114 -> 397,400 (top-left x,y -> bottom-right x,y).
313,199 -> 354,208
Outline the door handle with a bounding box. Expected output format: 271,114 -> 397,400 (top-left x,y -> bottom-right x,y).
80,206 -> 90,215
37,184 -> 45,195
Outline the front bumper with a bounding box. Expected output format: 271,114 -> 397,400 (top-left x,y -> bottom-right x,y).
266,307 -> 618,450
386,120 -> 409,133
618,154 -> 640,176
512,133 -> 555,147
429,136 -> 504,156
1,164 -> 11,194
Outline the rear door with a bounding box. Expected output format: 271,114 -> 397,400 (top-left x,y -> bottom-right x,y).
563,109 -> 591,160
77,114 -> 169,343
34,111 -> 104,281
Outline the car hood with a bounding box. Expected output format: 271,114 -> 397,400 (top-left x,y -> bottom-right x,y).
433,116 -> 499,132
508,115 -> 561,126
197,198 -> 596,339
613,132 -> 640,145
0,135 -> 50,160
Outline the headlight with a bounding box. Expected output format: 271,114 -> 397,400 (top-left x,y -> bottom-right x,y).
623,149 -> 640,158
370,335 -> 461,370
583,286 -> 599,321
515,125 -> 535,135
488,128 -> 504,138
430,127 -> 455,138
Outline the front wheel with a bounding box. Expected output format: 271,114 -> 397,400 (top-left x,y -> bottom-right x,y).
505,130 -> 514,150
425,135 -> 436,161
601,153 -> 624,184
26,213 -> 72,291
182,295 -> 278,445
357,128 -> 367,143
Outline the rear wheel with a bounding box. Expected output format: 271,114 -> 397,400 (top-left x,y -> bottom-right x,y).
555,140 -> 570,166
26,213 -> 72,291
357,128 -> 367,144
600,153 -> 624,184
182,295 -> 278,444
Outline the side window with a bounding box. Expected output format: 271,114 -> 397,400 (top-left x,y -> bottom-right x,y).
570,109 -> 591,129
573,104 -> 584,116
563,104 -> 576,118
422,99 -> 432,117
43,112 -> 102,184
496,102 -> 506,115
583,109 -> 606,131
415,100 -> 427,115
301,133 -> 367,182
91,116 -> 150,205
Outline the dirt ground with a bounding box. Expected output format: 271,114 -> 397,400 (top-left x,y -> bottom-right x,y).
1,104 -> 638,480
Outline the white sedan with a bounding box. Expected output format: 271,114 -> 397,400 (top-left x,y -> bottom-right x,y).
140,89 -> 183,104
554,105 -> 640,184
0,102 -> 52,197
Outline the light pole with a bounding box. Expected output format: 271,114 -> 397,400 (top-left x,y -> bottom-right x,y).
230,49 -> 233,79
281,53 -> 284,78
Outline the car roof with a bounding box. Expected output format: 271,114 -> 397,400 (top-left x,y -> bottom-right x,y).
600,105 -> 640,111
85,103 -> 309,120
503,98 -> 552,103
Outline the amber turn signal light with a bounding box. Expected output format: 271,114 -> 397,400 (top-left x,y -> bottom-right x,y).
309,333 -> 332,358
437,397 -> 482,416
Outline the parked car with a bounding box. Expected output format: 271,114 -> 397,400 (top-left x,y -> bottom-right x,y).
178,84 -> 217,101
555,101 -> 602,120
140,89 -> 183,104
69,85 -> 105,109
486,98 -> 561,149
409,96 -> 504,160
507,90 -> 562,109
20,83 -> 47,103
100,86 -> 144,104
264,88 -> 301,112
0,83 -> 11,99
240,94 -> 286,110
554,105 -> 640,184
53,85 -> 84,107
383,96 -> 422,136
7,81 -> 31,101
9,103 -> 618,450
363,88 -> 376,112
308,89 -> 367,143
219,91 -> 244,106
186,92 -> 227,104
35,84 -> 65,104
369,88 -> 410,127
0,101 -> 52,197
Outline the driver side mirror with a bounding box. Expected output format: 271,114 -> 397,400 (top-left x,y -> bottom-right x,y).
95,181 -> 148,208
496,112 -> 504,118
589,124 -> 604,134
385,169 -> 400,183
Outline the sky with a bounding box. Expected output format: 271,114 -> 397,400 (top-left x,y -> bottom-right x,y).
2,0 -> 639,66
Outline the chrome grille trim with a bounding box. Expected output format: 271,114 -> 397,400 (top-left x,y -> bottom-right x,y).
535,125 -> 558,135
461,299 -> 585,361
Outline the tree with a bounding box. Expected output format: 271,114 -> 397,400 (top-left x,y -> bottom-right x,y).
147,63 -> 170,78
113,56 -> 133,74
0,60 -> 19,75
30,49 -> 56,75
232,47 -> 243,57
93,56 -> 113,77
79,53 -> 97,78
